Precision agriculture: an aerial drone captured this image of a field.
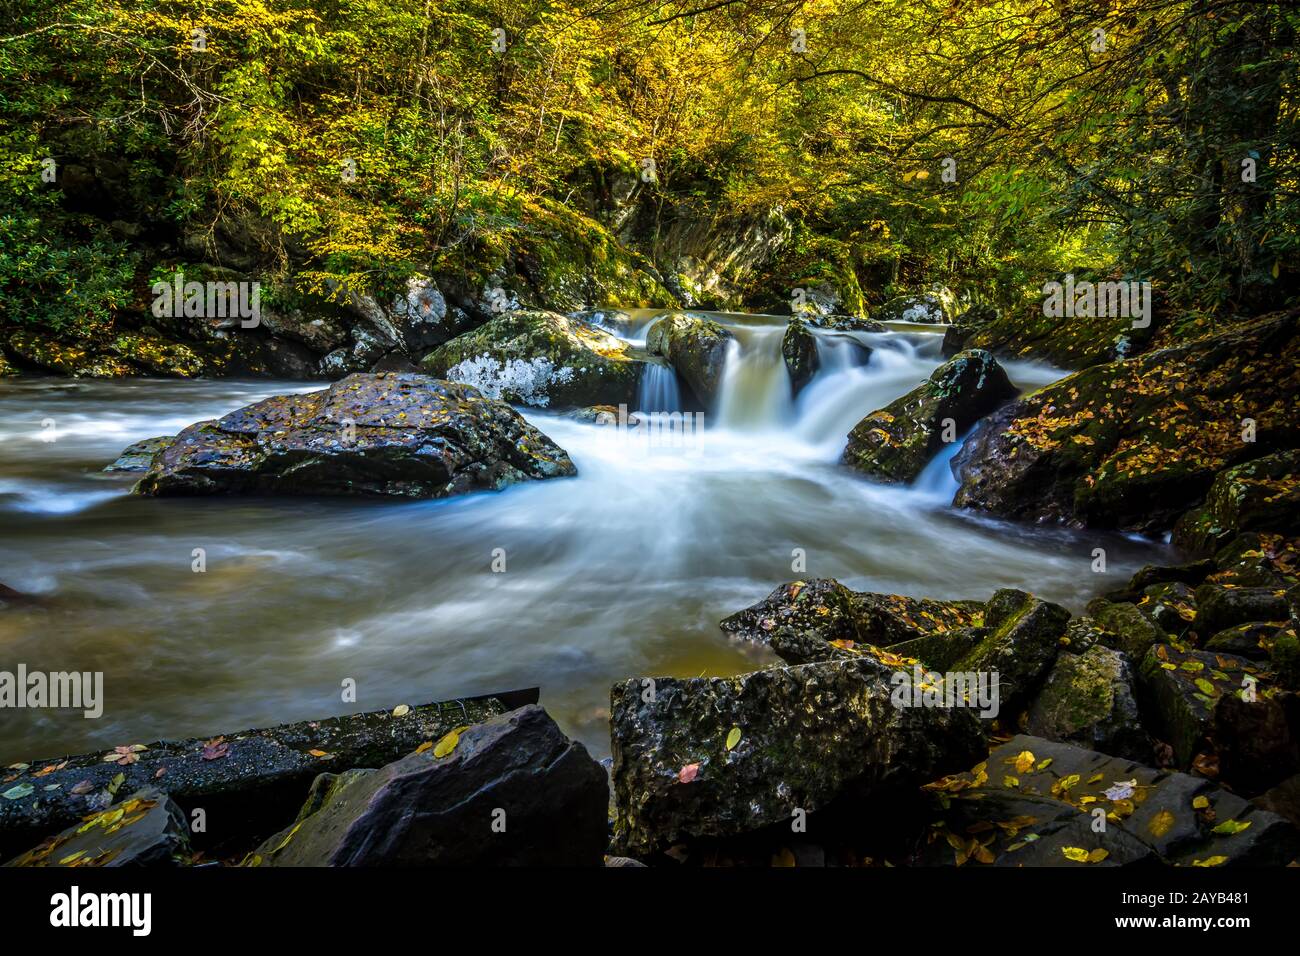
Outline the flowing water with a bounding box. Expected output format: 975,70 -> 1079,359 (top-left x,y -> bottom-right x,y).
0,315 -> 1168,762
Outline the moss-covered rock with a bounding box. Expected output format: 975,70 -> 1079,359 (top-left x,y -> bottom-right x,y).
1204,622 -> 1276,660
1136,582 -> 1198,636
1193,583 -> 1289,637
608,656 -> 986,858
0,353 -> 17,377
420,308 -> 643,408
843,349 -> 1016,484
953,311 -> 1300,532
5,330 -> 135,378
644,312 -> 734,408
1172,449 -> 1300,556
1025,645 -> 1150,762
134,372 -> 576,498
1086,599 -> 1168,660
951,588 -> 1070,712
104,436 -> 178,473
108,332 -> 205,377
873,293 -> 949,324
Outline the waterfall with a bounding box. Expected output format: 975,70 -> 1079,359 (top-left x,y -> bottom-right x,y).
637,362 -> 682,413
714,328 -> 794,429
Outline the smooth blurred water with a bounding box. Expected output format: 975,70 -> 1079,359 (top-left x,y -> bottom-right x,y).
0,319 -> 1163,762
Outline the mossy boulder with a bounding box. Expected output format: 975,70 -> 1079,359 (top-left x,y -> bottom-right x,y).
952,311 -> 1300,532
134,372 -> 576,498
808,314 -> 884,333
104,436 -> 177,473
0,353 -> 17,377
1025,645 -> 1150,762
1086,599 -> 1168,660
951,589 -> 1071,712
1193,583 -> 1289,637
873,293 -> 949,324
780,317 -> 819,395
1204,622 -> 1276,660
420,308 -> 643,408
1136,582 -> 1197,635
5,330 -> 135,378
608,656 -> 986,858
843,349 -> 1016,484
1173,449 -> 1300,556
644,312 -> 735,408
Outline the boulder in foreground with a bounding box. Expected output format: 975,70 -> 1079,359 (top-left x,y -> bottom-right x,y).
6,789 -> 190,868
250,705 -> 608,866
132,372 -> 575,497
609,656 -> 985,858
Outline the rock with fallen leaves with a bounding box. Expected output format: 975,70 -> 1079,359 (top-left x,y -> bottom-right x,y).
1137,644 -> 1265,769
5,789 -> 190,868
132,372 -> 576,497
842,349 -> 1017,484
249,705 -> 608,866
1172,448 -> 1300,556
719,578 -> 984,665
917,735 -> 1300,867
952,310 -> 1300,532
1026,645 -> 1151,763
950,588 -> 1071,712
608,656 -> 986,859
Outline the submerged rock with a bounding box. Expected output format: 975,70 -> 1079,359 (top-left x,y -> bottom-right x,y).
918,735 -> 1300,866
1025,645 -> 1150,762
104,435 -> 177,473
1173,449 -> 1300,555
5,789 -> 191,868
133,373 -> 575,498
952,311 -> 1300,532
251,705 -> 608,866
843,349 -> 1016,484
420,307 -> 643,408
609,656 -> 986,858
781,317 -> 819,395
645,312 -> 734,408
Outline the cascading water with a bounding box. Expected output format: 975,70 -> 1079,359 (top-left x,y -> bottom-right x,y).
0,315 -> 1163,763
636,361 -> 682,413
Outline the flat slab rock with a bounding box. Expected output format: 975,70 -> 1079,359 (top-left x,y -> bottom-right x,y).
918,735 -> 1299,867
132,372 -> 576,497
249,705 -> 609,866
609,656 -> 986,859
0,691 -> 523,859
6,788 -> 190,868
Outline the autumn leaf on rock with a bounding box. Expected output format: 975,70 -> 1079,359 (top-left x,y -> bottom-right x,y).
201,737 -> 230,761
678,763 -> 700,784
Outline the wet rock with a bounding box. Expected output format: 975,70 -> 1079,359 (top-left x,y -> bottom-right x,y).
1255,773 -> 1300,829
5,331 -> 135,378
134,373 -> 575,498
1025,646 -> 1151,762
644,312 -> 735,408
260,304 -> 350,354
1086,599 -> 1168,660
1173,449 -> 1300,555
1193,583 -> 1289,637
251,705 -> 608,866
1204,622 -> 1276,660
941,304 -> 998,357
781,317 -> 819,395
5,789 -> 190,868
873,293 -> 949,324
952,311 -> 1300,532
1060,616 -> 1108,655
950,588 -> 1070,712
843,349 -> 1016,484
807,314 -> 884,333
917,735 -> 1300,866
1137,644 -> 1263,768
0,690 -> 522,861
608,656 -> 986,858
107,333 -> 206,377
1209,533 -> 1299,589
1212,692 -> 1300,796
421,308 -> 643,408
719,578 -> 983,664
104,436 -> 177,473
1108,559 -> 1215,602
887,626 -> 988,672
1136,582 -> 1197,635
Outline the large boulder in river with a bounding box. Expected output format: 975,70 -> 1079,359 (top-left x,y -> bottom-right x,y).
644,312 -> 734,407
781,317 -> 819,395
719,578 -> 984,665
843,350 -> 1017,484
133,373 -> 575,498
917,735 -> 1300,866
609,656 -> 986,858
1172,449 -> 1300,555
952,310 -> 1300,533
251,706 -> 609,866
420,308 -> 643,408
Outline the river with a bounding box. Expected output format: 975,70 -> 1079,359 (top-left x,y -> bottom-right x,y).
0,314 -> 1168,762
